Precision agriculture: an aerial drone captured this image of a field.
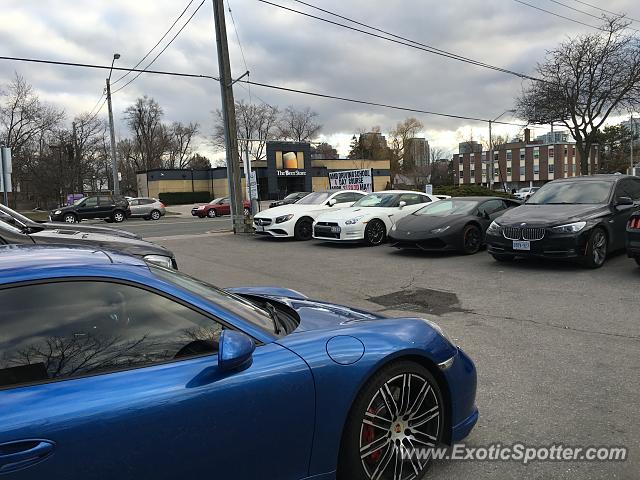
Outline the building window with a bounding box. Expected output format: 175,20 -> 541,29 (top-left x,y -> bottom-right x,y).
548,148 -> 555,158
549,164 -> 555,174
520,166 -> 525,176
507,167 -> 512,175
533,147 -> 540,159
494,152 -> 499,161
534,164 -> 540,174
507,151 -> 513,161
520,152 -> 525,161
470,169 -> 475,177
564,164 -> 568,173
572,164 -> 577,173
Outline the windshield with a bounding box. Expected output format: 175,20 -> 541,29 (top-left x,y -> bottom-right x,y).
150,265 -> 277,335
527,181 -> 613,205
352,193 -> 400,208
73,197 -> 86,206
209,197 -> 224,205
284,193 -> 300,200
296,192 -> 333,205
415,199 -> 478,216
0,204 -> 36,229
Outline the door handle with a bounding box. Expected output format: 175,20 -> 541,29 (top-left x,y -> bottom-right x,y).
0,440 -> 55,473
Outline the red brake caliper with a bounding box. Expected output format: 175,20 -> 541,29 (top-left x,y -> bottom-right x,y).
362,407 -> 382,463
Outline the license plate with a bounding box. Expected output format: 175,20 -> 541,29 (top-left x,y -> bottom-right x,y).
256,225 -> 265,232
331,226 -> 341,233
513,240 -> 530,251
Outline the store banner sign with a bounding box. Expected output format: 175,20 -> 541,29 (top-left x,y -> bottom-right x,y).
328,168 -> 373,192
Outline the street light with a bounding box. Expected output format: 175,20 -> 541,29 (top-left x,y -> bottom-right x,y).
106,53 -> 120,195
488,109 -> 516,191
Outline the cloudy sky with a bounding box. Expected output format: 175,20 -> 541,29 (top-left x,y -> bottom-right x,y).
1,0 -> 639,160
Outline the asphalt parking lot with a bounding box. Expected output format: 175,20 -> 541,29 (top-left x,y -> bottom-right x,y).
118,216 -> 639,479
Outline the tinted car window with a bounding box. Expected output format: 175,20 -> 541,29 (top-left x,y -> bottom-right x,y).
352,193 -> 401,208
527,181 -> 613,205
98,196 -> 113,205
333,192 -> 357,204
621,179 -> 640,201
480,199 -> 506,215
129,199 -> 139,206
0,281 -> 223,389
399,193 -> 429,206
142,199 -> 156,205
84,197 -> 98,207
415,199 -> 477,216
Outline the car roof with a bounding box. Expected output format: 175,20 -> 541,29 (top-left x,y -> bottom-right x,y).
448,196 -> 513,202
0,245 -> 146,279
369,190 -> 430,194
552,174 -> 629,183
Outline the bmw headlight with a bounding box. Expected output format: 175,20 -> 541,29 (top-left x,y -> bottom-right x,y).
144,255 -> 175,269
487,220 -> 502,235
54,210 -> 62,215
430,225 -> 450,234
421,318 -> 454,345
275,214 -> 294,224
551,221 -> 586,234
345,215 -> 366,225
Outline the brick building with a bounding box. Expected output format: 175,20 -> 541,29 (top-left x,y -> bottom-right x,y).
453,129 -> 599,190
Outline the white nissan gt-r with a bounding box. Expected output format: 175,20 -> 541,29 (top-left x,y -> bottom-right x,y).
253,190 -> 367,240
312,190 -> 441,246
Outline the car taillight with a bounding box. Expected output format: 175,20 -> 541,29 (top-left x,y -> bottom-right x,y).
628,217 -> 640,230
160,202 -> 166,208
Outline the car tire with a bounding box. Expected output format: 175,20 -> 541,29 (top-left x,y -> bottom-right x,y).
150,210 -> 161,221
207,209 -> 216,218
215,209 -> 223,217
491,253 -> 515,262
582,227 -> 608,269
112,210 -> 126,223
63,213 -> 77,223
337,360 -> 444,480
461,224 -> 482,255
364,219 -> 386,246
294,218 -> 313,240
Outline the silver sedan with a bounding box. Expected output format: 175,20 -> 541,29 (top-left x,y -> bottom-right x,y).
128,198 -> 166,220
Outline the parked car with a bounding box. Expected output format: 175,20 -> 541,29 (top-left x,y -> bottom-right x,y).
0,245 -> 477,479
626,210 -> 640,267
49,195 -> 130,223
0,203 -> 141,240
313,191 -> 440,246
514,187 -> 540,200
128,197 -> 166,220
269,192 -> 311,209
253,190 -> 367,240
486,175 -> 640,268
0,214 -> 176,269
191,197 -> 251,218
389,197 -> 522,254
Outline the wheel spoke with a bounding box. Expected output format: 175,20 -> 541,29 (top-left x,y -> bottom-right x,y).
360,435 -> 390,460
403,439 -> 423,476
380,383 -> 399,418
409,430 -> 437,448
409,405 -> 439,429
363,410 -> 393,431
405,437 -> 426,470
398,374 -> 411,415
393,443 -> 403,480
370,442 -> 395,480
407,382 -> 431,418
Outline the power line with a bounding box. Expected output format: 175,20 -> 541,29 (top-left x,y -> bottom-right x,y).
256,0 -> 544,82
227,0 -> 251,102
0,55 -> 219,81
112,0 -> 196,85
86,96 -> 108,124
546,0 -> 640,33
86,91 -> 106,118
512,0 -> 600,30
112,0 -> 207,94
570,0 -> 640,24
0,55 -> 526,126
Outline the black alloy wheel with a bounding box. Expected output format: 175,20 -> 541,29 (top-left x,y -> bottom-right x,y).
583,228 -> 607,269
338,361 -> 443,480
294,218 -> 313,240
365,220 -> 386,246
461,225 -> 482,255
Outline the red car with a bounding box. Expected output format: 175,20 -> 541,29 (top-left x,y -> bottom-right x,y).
191,197 -> 251,218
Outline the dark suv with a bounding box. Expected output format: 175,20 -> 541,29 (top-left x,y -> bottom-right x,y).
50,195 -> 131,223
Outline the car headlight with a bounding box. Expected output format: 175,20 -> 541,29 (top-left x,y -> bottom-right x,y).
487,220 -> 502,234
430,225 -> 450,234
54,210 -> 62,215
144,255 -> 175,269
345,215 -> 366,225
550,221 -> 586,234
275,214 -> 294,224
421,318 -> 454,345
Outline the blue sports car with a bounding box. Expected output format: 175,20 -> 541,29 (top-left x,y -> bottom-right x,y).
0,245 -> 478,480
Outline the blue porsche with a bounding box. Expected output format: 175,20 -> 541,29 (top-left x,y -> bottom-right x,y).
0,245 -> 478,480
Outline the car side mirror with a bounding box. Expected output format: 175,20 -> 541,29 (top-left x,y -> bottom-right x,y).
616,196 -> 634,207
481,210 -> 490,220
398,201 -> 407,209
327,198 -> 337,207
218,330 -> 255,372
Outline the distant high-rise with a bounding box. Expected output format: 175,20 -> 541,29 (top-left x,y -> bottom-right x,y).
405,138 -> 430,168
458,141 -> 483,155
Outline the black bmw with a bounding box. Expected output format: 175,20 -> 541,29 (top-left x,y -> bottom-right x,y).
485,175 -> 640,268
389,197 -> 521,254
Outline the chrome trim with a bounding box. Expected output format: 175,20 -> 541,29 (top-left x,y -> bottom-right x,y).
438,356 -> 455,370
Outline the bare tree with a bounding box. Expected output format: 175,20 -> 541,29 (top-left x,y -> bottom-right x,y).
278,106 -> 322,142
165,122 -> 199,169
212,100 -> 279,162
123,96 -> 168,171
389,117 -> 424,174
516,17 -> 640,175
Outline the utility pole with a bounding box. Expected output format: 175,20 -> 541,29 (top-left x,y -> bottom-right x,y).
631,114 -> 635,175
488,120 -> 493,190
106,53 -> 120,196
212,0 -> 250,233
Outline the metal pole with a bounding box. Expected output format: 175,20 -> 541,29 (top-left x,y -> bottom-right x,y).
0,148 -> 7,206
631,115 -> 634,175
106,78 -> 119,195
212,0 -> 249,233
488,120 -> 493,190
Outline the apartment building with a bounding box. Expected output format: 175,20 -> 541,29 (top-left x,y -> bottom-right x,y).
453,129 -> 599,190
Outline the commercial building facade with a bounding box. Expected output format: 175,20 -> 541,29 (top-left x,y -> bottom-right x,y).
453,129 -> 599,190
137,141 -> 391,201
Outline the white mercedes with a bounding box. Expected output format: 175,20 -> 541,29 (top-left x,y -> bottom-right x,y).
253,190 -> 367,240
313,190 -> 441,246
